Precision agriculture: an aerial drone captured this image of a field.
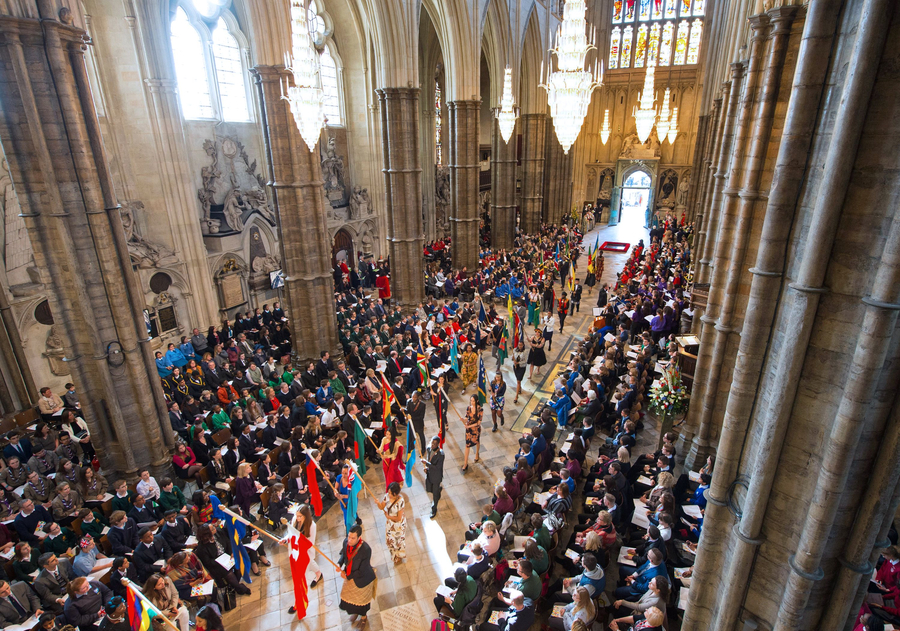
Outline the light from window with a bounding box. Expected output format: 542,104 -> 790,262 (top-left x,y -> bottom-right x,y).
212,19 -> 250,122
674,20 -> 689,65
320,47 -> 342,126
307,3 -> 326,45
608,27 -> 621,69
435,78 -> 442,166
624,0 -> 635,22
635,24 -> 648,68
687,19 -> 703,64
621,26 -> 634,68
171,8 -> 214,119
659,22 -> 674,66
610,0 -> 702,69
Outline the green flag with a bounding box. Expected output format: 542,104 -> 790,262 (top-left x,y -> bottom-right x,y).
353,419 -> 367,475
498,328 -> 508,367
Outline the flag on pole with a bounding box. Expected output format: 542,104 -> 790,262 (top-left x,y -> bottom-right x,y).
476,354 -> 487,405
478,301 -> 487,324
126,583 -> 158,631
554,242 -> 560,262
497,327 -> 508,366
352,419 -> 367,476
513,311 -> 521,349
223,511 -> 252,583
343,465 -> 363,532
416,352 -> 430,387
405,423 -> 416,487
285,523 -> 314,620
305,454 -> 322,517
507,294 -> 515,329
450,335 -> 459,374
380,373 -> 396,429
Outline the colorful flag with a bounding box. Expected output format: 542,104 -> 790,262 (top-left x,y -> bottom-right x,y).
286,523 -> 314,619
352,419 -> 367,476
223,512 -> 252,583
380,373 -> 396,429
507,294 -> 515,330
450,335 -> 459,374
126,583 -> 158,631
497,327 -> 508,367
513,311 -> 521,349
554,242 -> 560,262
343,466 -> 363,532
305,454 -> 322,517
405,423 -> 416,488
476,354 -> 487,405
416,352 -> 430,388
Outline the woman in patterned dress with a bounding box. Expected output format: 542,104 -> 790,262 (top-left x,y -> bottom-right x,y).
490,373 -> 507,432
462,395 -> 482,472
459,344 -> 478,394
375,482 -> 407,563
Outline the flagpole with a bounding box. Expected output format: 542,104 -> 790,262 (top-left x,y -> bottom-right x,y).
439,386 -> 466,422
122,579 -> 182,631
305,452 -> 346,508
343,459 -> 378,498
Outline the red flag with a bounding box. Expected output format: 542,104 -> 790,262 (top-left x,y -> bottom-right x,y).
513,312 -> 521,349
380,373 -> 396,430
287,525 -> 314,619
305,455 -> 322,517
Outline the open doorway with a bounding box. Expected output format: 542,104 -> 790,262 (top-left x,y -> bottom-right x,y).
621,170 -> 652,229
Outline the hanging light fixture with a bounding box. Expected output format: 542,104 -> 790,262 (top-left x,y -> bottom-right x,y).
496,65 -> 518,143
540,0 -> 604,154
599,109 -> 611,145
633,64 -> 657,144
656,87 -> 671,142
667,106 -> 678,144
283,0 -> 325,152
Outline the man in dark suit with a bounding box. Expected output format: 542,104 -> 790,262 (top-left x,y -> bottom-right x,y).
0,580 -> 41,625
385,351 -> 402,381
205,360 -> 225,389
362,347 -> 377,372
107,511 -> 139,556
133,527 -> 172,582
596,283 -> 609,308
2,432 -> 32,463
168,403 -> 188,441
300,363 -> 319,393
315,352 -> 334,383
33,553 -> 72,613
337,525 -> 376,623
572,279 -> 583,313
424,436 -> 444,519
14,499 -> 53,544
159,510 -> 193,554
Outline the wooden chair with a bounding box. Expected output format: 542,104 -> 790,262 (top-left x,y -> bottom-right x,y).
211,428 -> 231,446
0,416 -> 18,434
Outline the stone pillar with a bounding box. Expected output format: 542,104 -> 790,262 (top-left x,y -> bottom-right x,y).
685,113 -> 708,224
520,113 -> 546,234
376,88 -> 426,309
129,0 -> 220,327
691,94 -> 724,300
0,277 -> 36,409
490,115 -> 517,250
0,7 -> 172,476
685,15 -> 772,470
448,100 -> 480,271
254,66 -> 339,362
543,131 -> 574,225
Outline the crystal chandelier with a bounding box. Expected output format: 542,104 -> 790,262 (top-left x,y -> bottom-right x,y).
599,109 -> 611,145
667,107 -> 678,144
540,0 -> 603,154
283,0 -> 325,152
496,65 -> 518,143
633,64 -> 657,144
656,87 -> 671,142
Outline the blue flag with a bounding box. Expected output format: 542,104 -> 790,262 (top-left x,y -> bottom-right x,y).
555,242 -> 560,262
450,335 -> 459,374
344,470 -> 363,533
478,301 -> 487,323
405,423 -> 416,487
223,513 -> 252,583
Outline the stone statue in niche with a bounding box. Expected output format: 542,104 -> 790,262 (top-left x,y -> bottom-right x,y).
435,166 -> 451,237
349,186 -> 371,218
677,175 -> 691,207
244,187 -> 275,223
222,189 -> 245,232
598,169 -> 614,201
44,324 -> 70,377
252,254 -> 281,274
120,201 -> 178,269
620,130 -> 661,159
657,170 -> 678,209
321,137 -> 346,203
358,222 -> 377,256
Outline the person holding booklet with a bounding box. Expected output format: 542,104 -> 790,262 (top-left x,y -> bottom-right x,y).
549,586 -> 595,631
479,592 -> 535,631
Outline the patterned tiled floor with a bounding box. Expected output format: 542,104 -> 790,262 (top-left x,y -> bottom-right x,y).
222,219 -> 650,631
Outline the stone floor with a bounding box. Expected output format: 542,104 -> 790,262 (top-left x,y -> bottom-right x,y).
221,218 -> 652,631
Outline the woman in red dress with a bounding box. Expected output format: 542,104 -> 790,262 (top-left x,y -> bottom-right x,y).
379,421 -> 405,486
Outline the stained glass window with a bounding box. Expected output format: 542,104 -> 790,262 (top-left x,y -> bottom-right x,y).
613,0 -> 623,23
687,18 -> 703,64
639,0 -> 651,20
171,8 -> 214,119
651,0 -> 663,20
624,0 -> 636,22
664,0 -> 677,18
435,78 -> 442,166
609,27 -> 622,69
320,47 -> 342,125
659,22 -> 674,66
693,0 -> 705,15
621,26 -> 634,67
647,23 -> 661,66
674,20 -> 689,65
634,25 -> 649,67
680,0 -> 691,15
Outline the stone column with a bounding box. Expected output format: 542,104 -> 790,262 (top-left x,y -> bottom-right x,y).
448,100 -> 480,271
685,113 -> 708,224
0,277 -> 36,409
129,0 -> 219,326
376,88 -> 426,309
254,66 -> 339,362
520,113 -> 546,234
685,15 -> 772,470
490,115 -> 517,249
543,132 -> 574,225
690,96 -> 722,273
0,8 -> 172,476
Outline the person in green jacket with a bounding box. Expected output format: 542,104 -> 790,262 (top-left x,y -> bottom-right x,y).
208,406 -> 230,432
157,478 -> 189,516
111,480 -> 135,514
516,559 -> 542,601
465,504 -> 503,541
531,513 -> 552,551
76,508 -> 107,540
41,522 -> 79,556
433,567 -> 477,618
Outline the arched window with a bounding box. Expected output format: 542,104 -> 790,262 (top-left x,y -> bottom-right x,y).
609,0 -> 703,69
170,2 -> 251,122
306,0 -> 344,128
171,8 -> 214,119
435,77 -> 443,166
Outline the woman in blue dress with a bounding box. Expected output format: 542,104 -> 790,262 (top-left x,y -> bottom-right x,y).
165,343 -> 188,370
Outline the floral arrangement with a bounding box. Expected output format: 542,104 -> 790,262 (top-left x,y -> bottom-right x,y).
648,364 -> 689,417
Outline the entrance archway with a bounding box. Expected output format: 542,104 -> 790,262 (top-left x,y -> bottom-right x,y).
621,170 -> 652,229
332,228 -> 354,268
